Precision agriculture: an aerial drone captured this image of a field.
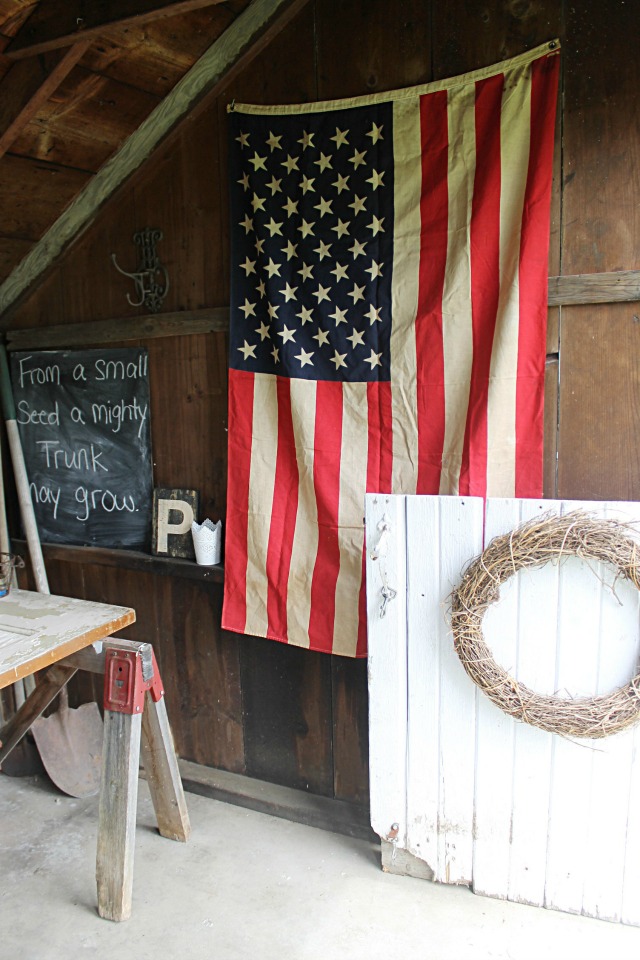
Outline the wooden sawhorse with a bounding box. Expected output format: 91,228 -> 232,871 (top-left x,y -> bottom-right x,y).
0,591 -> 190,922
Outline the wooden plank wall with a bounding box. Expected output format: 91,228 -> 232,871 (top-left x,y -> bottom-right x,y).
4,1 -> 639,810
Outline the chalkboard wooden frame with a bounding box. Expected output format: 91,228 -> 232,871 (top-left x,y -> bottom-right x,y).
9,347 -> 154,549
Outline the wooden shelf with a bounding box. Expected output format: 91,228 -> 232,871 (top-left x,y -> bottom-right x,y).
13,539 -> 224,584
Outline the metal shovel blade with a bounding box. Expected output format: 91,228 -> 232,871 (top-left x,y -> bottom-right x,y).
31,697 -> 104,799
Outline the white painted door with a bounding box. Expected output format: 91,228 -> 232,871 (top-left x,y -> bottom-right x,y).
365,495 -> 640,924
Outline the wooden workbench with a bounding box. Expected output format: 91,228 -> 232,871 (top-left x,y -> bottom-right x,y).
0,589 -> 190,921
0,589 -> 136,688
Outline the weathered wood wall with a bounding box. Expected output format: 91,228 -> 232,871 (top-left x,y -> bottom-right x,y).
4,1 -> 639,814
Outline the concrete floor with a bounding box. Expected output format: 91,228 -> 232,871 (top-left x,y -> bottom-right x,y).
2,774 -> 640,960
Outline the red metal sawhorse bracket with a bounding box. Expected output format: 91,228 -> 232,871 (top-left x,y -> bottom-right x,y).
104,643 -> 164,715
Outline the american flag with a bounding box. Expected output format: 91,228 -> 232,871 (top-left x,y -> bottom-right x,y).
222,41 -> 560,657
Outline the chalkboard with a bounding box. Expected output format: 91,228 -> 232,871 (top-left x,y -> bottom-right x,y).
9,348 -> 153,549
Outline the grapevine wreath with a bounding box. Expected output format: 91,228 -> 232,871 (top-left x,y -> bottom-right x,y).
449,511 -> 640,738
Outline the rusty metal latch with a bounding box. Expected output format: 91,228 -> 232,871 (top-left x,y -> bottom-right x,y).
386,822 -> 400,863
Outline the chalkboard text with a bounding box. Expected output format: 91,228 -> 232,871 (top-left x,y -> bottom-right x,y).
11,348 -> 153,549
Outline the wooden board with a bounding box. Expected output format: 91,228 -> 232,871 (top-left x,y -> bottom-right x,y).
543,355 -> 558,499
0,0 -> 311,316
147,332 -> 228,517
365,494 -> 409,852
558,303 -> 640,500
81,6 -> 246,98
562,2 -> 640,274
0,153 -> 91,241
475,498 -> 553,904
10,66 -> 160,172
6,0 -> 233,59
403,495 -> 483,884
368,495 -> 640,924
151,487 -> 199,560
0,588 -> 135,687
432,0 -> 562,79
239,633 -> 334,795
78,562 -> 245,773
331,656 -> 369,804
549,271 -> 640,307
0,237 -> 31,281
315,0 -> 432,99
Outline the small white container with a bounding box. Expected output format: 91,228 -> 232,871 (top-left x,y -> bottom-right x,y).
191,519 -> 222,565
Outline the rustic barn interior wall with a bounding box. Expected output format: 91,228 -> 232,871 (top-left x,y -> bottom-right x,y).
3,0 -> 639,812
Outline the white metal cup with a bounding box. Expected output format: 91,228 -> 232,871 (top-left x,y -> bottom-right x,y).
191,519 -> 222,565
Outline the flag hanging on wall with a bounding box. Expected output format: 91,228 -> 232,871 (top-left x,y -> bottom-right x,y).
222,40 -> 560,658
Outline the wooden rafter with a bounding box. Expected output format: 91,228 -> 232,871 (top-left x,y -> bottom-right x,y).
0,40 -> 90,160
0,0 -> 309,319
5,0 -> 229,59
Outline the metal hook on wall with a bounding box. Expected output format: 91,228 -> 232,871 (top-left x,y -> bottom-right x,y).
111,227 -> 169,313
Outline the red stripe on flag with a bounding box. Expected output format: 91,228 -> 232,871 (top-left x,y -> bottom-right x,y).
459,73 -> 504,497
355,380 -> 394,657
308,381 -> 343,653
516,53 -> 559,497
366,380 -> 393,494
416,89 -> 449,495
266,376 -> 299,641
221,369 -> 255,634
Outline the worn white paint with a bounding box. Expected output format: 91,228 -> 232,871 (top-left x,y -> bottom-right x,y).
404,495 -> 482,884
365,494 -> 408,852
0,589 -> 135,687
366,495 -> 640,924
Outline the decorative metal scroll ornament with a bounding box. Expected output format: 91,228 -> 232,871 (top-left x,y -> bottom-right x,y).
111,228 -> 169,312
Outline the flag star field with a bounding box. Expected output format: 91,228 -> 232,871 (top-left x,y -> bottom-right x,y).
229,104 -> 393,383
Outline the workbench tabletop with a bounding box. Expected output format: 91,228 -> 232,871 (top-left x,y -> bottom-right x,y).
0,590 -> 136,688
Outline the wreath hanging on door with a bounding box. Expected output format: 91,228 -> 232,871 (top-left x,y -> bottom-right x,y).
449,511 -> 640,738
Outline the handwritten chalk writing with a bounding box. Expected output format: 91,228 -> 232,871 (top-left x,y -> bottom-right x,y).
30,482 -> 61,518
91,398 -> 148,438
11,347 -> 152,548
18,355 -> 61,389
36,440 -> 108,473
75,486 -> 136,521
94,354 -> 148,381
17,400 -> 60,426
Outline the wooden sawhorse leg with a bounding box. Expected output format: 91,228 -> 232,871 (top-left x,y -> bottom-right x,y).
96,640 -> 190,922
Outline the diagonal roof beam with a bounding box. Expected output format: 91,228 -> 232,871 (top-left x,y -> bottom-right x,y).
0,41 -> 91,159
5,0 -> 230,59
0,0 -> 310,318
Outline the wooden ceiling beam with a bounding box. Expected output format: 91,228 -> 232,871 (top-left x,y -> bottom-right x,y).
0,40 -> 90,159
0,0 -> 310,319
5,0 -> 229,59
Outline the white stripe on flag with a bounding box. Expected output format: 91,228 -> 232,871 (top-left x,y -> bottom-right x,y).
246,373 -> 279,636
390,97 -> 422,494
285,377 -> 318,648
486,63 -> 532,496
439,81 -> 477,496
333,382 -> 369,657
